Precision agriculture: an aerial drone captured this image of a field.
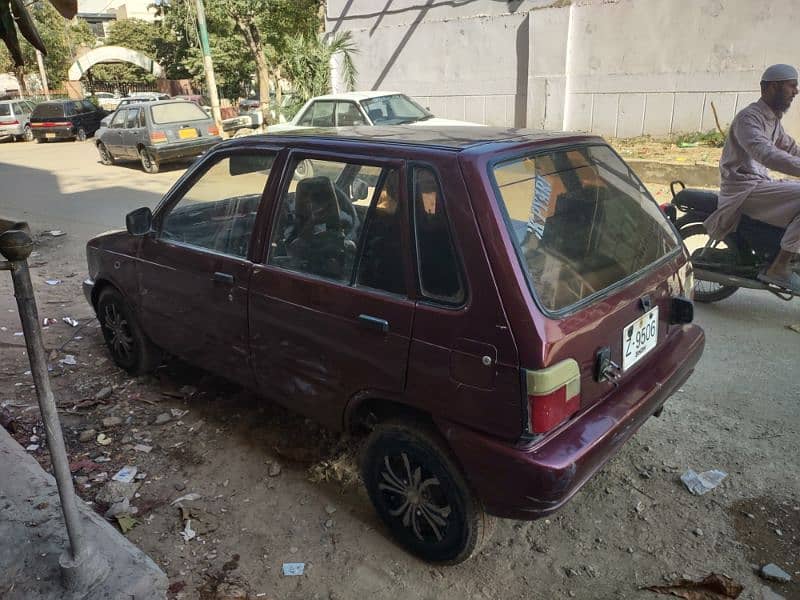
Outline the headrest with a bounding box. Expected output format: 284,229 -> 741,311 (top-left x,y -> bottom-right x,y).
294,176 -> 341,229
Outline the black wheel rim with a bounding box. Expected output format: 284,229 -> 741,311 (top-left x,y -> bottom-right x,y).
141,150 -> 154,171
377,452 -> 452,543
102,301 -> 135,364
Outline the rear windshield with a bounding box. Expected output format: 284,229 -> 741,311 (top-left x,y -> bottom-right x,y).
491,144 -> 680,313
32,103 -> 66,118
150,102 -> 208,124
0,103 -> 10,117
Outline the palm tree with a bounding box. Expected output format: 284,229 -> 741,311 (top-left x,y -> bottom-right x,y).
280,30 -> 357,118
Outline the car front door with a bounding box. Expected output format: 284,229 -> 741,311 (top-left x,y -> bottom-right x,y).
122,107 -> 145,158
103,109 -> 126,156
136,148 -> 278,386
248,154 -> 414,430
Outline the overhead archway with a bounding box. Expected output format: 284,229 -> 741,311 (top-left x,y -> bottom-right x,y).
68,45 -> 163,81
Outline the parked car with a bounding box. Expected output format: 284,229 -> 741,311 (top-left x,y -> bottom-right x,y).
269,91 -> 481,132
83,127 -> 704,564
87,91 -> 121,111
94,99 -> 221,173
0,98 -> 36,141
29,99 -> 106,142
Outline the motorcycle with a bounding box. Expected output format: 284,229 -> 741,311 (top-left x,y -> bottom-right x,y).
666,180 -> 798,303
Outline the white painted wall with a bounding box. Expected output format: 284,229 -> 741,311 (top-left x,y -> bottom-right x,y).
327,0 -> 800,139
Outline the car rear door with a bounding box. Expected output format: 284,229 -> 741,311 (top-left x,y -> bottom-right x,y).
122,107 -> 145,158
102,109 -> 126,156
136,148 -> 278,386
247,152 -> 414,430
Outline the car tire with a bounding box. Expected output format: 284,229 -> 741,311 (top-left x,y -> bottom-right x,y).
140,148 -> 160,174
679,223 -> 739,303
21,125 -> 33,142
97,142 -> 114,166
97,287 -> 162,375
361,420 -> 494,564
76,127 -> 87,142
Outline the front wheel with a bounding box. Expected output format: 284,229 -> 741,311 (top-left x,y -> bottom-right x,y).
361,421 -> 494,564
680,222 -> 739,303
97,287 -> 162,375
97,142 -> 114,165
140,148 -> 160,174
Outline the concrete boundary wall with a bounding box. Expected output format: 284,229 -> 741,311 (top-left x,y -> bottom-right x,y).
327,0 -> 800,139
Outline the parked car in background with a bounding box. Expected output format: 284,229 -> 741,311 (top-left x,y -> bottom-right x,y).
88,91 -> 122,111
29,99 -> 107,142
269,91 -> 481,132
0,98 -> 36,141
83,126 -> 703,564
95,99 -> 221,173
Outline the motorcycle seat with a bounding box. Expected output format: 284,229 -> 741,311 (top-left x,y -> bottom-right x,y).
672,188 -> 719,214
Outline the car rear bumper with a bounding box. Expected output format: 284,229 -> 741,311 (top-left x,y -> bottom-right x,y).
150,137 -> 221,162
0,123 -> 25,136
436,323 -> 705,520
31,127 -> 75,140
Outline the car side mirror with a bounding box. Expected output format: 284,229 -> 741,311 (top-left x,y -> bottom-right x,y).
351,178 -> 369,200
126,207 -> 152,236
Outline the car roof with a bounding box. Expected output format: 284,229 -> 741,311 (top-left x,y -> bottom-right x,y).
231,126 -> 599,152
303,91 -> 408,102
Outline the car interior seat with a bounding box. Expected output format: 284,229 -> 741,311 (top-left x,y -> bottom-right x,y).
290,176 -> 346,279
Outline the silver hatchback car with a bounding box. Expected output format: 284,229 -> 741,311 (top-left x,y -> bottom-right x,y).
0,99 -> 36,142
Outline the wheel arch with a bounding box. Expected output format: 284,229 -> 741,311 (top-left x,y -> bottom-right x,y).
345,395 -> 436,436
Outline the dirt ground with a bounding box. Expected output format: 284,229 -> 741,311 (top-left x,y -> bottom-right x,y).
0,138 -> 798,600
612,137 -> 723,167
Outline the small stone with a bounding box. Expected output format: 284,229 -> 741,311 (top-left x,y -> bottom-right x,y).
268,462 -> 281,477
774,529 -> 783,537
693,528 -> 703,537
627,547 -> 634,554
133,444 -> 153,453
79,429 -> 97,443
635,501 -> 645,514
565,567 -> 579,578
759,563 -> 791,583
102,416 -> 122,428
95,386 -> 113,401
746,513 -> 756,519
569,592 -> 576,598
289,546 -> 298,554
174,482 -> 186,491
154,413 -> 171,425
324,504 -> 337,515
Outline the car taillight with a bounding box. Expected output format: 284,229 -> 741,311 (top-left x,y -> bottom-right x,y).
150,130 -> 167,144
207,125 -> 219,136
3,119 -> 19,125
31,121 -> 64,128
525,359 -> 581,434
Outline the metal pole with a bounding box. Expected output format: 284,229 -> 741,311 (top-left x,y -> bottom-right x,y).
35,50 -> 50,100
0,223 -> 108,593
194,0 -> 223,131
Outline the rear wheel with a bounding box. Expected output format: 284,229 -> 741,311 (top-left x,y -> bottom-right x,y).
76,127 -> 87,142
680,223 -> 739,303
139,148 -> 160,174
97,142 -> 114,165
361,420 -> 494,564
97,287 -> 162,375
21,125 -> 33,142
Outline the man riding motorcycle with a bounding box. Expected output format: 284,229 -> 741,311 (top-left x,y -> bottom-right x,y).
704,63 -> 800,293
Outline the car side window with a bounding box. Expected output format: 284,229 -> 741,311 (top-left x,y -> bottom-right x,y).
356,169 -> 406,295
267,158 -> 382,283
137,109 -> 146,128
125,108 -> 139,128
110,109 -> 126,128
298,101 -> 335,127
412,166 -> 465,304
160,152 -> 275,258
82,100 -> 96,112
296,104 -> 315,126
335,102 -> 365,126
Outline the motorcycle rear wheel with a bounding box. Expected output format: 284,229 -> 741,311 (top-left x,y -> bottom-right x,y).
680,223 -> 739,303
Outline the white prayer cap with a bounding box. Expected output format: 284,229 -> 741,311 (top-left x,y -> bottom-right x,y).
761,64 -> 798,82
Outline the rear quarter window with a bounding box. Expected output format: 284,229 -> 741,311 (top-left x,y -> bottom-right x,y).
150,102 -> 208,124
0,103 -> 10,117
491,144 -> 679,313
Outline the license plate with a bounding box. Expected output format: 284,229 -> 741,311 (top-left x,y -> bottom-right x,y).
178,128 -> 198,139
622,306 -> 658,371
45,133 -> 56,139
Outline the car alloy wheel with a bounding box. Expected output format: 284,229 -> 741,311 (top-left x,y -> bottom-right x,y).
97,288 -> 161,374
97,142 -> 114,165
76,127 -> 87,142
140,148 -> 160,174
23,125 -> 33,142
361,421 -> 493,564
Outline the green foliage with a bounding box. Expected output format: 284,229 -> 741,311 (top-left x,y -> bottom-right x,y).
281,31 -> 358,115
675,129 -> 727,148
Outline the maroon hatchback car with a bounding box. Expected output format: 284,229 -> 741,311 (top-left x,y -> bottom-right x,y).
84,127 -> 704,564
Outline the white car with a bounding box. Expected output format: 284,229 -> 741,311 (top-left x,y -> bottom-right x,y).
269,91 -> 481,132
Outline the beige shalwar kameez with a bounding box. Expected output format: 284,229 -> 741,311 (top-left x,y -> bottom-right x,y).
704,99 -> 800,252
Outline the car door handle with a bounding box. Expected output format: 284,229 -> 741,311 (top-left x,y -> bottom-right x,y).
213,271 -> 234,285
358,314 -> 389,333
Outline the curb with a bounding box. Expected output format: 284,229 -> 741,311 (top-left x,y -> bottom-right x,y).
627,159 -> 719,188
